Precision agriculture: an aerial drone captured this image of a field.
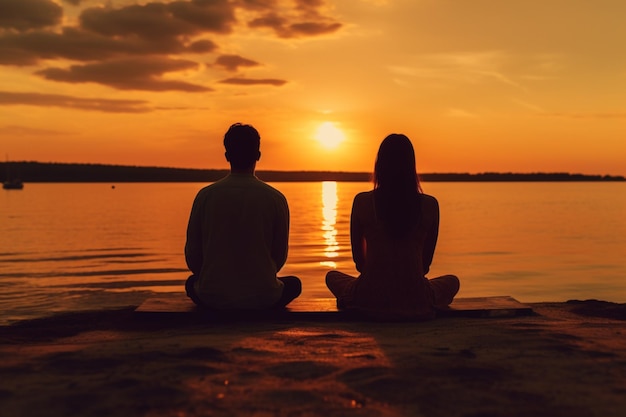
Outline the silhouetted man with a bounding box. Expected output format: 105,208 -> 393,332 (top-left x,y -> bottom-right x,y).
185,123 -> 301,310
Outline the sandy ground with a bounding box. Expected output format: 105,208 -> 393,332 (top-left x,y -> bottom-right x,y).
1,300 -> 625,417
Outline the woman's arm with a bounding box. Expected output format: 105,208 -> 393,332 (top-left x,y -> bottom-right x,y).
422,195 -> 440,275
350,194 -> 367,273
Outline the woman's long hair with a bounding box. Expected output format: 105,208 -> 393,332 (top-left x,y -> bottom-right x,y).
373,134 -> 423,239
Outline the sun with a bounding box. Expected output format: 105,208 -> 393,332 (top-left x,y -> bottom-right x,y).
314,122 -> 345,150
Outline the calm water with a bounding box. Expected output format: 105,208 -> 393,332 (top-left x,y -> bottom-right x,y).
1,181 -> 625,324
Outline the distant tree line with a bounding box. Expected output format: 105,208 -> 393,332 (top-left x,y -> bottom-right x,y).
1,162 -> 624,183
418,172 -> 626,182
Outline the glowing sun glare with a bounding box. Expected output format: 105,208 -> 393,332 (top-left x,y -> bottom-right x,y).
314,122 -> 345,150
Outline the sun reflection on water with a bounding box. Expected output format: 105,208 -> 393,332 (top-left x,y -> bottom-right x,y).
320,181 -> 339,268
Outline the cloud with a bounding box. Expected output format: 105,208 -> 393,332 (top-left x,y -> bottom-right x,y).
446,108 -> 478,118
79,1 -> 236,41
0,125 -> 67,136
542,112 -> 626,120
0,91 -> 152,113
248,12 -> 342,38
219,77 -> 287,86
289,21 -> 343,37
76,0 -> 342,41
512,99 -> 544,113
233,0 -> 279,10
0,1 -> 233,66
0,1 -> 343,65
0,27 -> 198,66
243,0 -> 342,38
0,0 -> 62,31
37,57 -> 212,92
248,13 -> 285,32
214,54 -> 260,72
188,39 -> 218,53
388,51 -> 523,89
0,0 -> 344,92
293,0 -> 335,18
356,0 -> 388,5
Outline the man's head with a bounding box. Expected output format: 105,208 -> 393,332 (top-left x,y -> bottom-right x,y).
223,123 -> 261,171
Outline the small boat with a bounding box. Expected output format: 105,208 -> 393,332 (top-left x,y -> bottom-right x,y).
3,157 -> 24,190
3,179 -> 24,190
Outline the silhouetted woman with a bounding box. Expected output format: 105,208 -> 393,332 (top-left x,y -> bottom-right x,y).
326,134 -> 459,319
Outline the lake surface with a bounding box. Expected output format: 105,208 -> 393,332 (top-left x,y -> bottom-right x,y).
1,181 -> 625,324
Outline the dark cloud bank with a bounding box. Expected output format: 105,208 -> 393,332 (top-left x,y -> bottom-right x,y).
0,0 -> 343,111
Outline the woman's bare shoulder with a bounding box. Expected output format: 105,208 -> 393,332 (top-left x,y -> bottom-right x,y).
420,193 -> 439,210
352,191 -> 374,216
353,190 -> 374,203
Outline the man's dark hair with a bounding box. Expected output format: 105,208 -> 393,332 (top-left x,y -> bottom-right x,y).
223,123 -> 261,170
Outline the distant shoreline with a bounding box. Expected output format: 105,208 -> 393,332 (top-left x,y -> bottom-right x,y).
2,161 -> 625,183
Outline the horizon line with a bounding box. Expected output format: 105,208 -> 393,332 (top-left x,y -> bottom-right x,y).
2,160 -> 625,178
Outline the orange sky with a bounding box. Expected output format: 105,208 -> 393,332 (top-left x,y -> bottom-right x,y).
1,0 -> 625,175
